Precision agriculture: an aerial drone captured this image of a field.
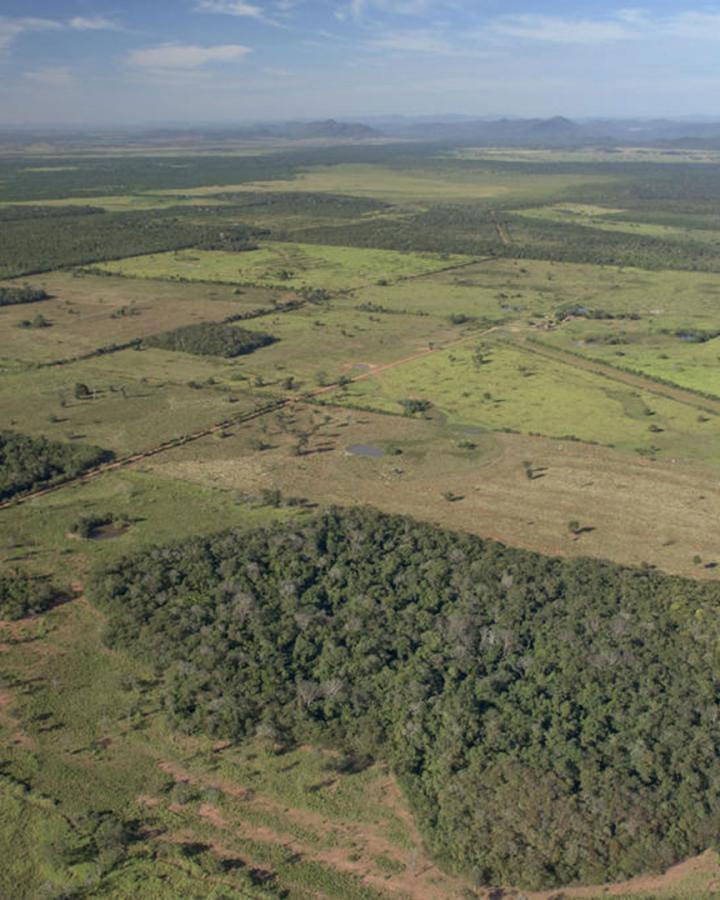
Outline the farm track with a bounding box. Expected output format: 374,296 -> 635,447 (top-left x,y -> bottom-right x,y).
0,325 -> 498,511
512,336 -> 720,416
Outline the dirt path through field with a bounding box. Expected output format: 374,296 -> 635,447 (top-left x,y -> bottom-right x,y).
517,335 -> 720,415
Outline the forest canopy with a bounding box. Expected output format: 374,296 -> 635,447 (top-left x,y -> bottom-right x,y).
89,506 -> 720,890
143,322 -> 276,358
0,571 -> 62,620
0,430 -> 114,501
0,284 -> 49,307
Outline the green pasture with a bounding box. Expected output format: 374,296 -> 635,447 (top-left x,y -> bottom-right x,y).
331,341 -> 720,459
93,242 -> 469,291
0,349 -> 262,456
224,302 -> 463,389
541,325 -> 720,398
0,468 -> 294,577
148,162 -> 614,205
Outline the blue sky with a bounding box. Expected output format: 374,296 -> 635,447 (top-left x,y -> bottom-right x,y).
1,2 -> 720,125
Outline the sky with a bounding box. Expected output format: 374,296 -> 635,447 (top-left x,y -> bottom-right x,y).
1,2 -> 720,126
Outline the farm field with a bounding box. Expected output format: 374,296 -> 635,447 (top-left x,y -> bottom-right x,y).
0,272 -> 282,365
5,139 -> 720,899
92,242 -> 471,290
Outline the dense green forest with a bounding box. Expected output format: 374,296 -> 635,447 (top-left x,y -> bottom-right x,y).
144,321 -> 276,358
0,430 -> 114,501
0,570 -> 62,620
279,203 -> 720,271
0,210 -> 259,279
0,284 -> 49,306
89,507 -> 720,890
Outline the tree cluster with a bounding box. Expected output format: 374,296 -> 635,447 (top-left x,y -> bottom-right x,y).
89,507 -> 720,890
0,430 -> 114,501
144,322 -> 276,358
0,571 -> 61,620
0,284 -> 49,307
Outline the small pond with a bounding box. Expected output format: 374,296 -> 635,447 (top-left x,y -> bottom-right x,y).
348,444 -> 385,458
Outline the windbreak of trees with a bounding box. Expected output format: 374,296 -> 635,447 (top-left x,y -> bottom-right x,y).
0,571 -> 62,620
144,322 -> 276,358
89,506 -> 720,891
0,430 -> 114,501
0,284 -> 49,306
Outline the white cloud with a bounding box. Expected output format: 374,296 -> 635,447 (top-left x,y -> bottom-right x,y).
25,66 -> 76,87
195,1 -> 266,19
0,14 -> 119,51
0,17 -> 62,50
484,10 -> 720,46
487,14 -> 637,45
128,43 -> 252,69
69,16 -> 121,31
368,29 -> 451,53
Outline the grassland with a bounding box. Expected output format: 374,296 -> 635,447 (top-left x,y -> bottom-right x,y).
0,271 -> 282,366
149,162 -> 616,205
92,242 -> 471,291
327,339 -> 720,461
515,202 -> 720,242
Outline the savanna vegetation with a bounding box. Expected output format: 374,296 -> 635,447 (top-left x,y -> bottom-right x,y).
89,506 -> 720,891
5,137 -> 720,898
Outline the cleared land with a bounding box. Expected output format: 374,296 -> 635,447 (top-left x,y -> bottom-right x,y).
142,406 -> 720,580
0,271 -> 283,366
92,242 -> 471,290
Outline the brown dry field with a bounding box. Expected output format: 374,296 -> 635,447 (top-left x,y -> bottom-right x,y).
0,272 -> 284,364
144,404 -> 720,580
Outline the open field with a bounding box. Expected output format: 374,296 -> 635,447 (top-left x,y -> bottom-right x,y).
0,350 -> 261,456
328,339 -> 720,461
515,202 -> 720,242
150,162 -> 616,205
0,272 -> 282,366
92,242 -> 471,291
142,403 -> 720,580
0,193 -> 235,212
451,146 -> 720,164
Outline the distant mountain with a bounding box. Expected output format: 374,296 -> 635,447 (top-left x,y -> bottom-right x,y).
380,115 -> 720,148
257,119 -> 380,140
